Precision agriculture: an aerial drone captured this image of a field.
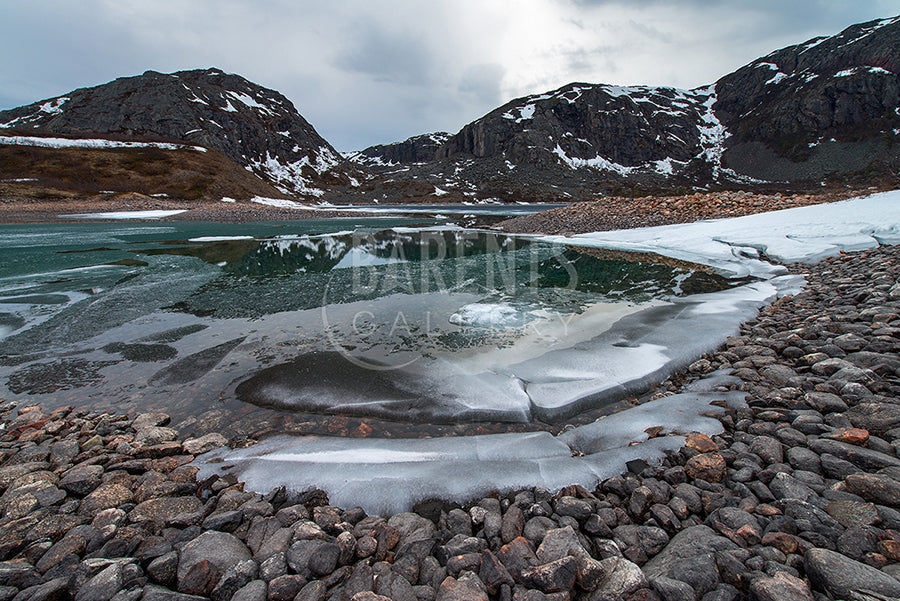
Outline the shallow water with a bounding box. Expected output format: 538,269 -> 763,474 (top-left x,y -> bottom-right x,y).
0,214 -> 733,438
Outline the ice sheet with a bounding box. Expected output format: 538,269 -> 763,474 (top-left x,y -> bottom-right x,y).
189,192 -> 900,513
61,210 -> 188,220
536,192 -> 900,278
196,372 -> 742,515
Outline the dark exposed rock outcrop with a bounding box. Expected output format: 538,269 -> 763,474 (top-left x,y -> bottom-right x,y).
350,16 -> 900,200
0,68 -> 359,197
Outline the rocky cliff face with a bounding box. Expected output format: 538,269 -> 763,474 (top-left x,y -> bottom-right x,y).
351,16 -> 900,200
716,16 -> 900,181
0,68 -> 359,198
345,132 -> 450,167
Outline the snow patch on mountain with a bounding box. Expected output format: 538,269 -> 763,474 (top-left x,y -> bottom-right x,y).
0,135 -> 207,152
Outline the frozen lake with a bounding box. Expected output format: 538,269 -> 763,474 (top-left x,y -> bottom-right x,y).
0,209 -> 737,438
5,193 -> 899,513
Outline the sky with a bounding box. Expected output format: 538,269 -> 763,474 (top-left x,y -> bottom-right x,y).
1,1 -> 897,151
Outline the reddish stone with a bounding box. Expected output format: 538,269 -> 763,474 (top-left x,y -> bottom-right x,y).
829,428 -> 870,446
684,453 -> 726,482
877,539 -> 900,562
762,532 -> 799,555
178,559 -> 220,596
685,432 -> 719,453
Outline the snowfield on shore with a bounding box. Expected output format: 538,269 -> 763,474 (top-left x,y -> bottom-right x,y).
196,191 -> 900,514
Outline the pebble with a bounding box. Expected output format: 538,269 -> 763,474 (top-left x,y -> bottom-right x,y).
2,243 -> 900,600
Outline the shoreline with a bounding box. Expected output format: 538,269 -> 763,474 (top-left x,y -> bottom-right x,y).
2,244 -> 900,599
0,187 -> 875,227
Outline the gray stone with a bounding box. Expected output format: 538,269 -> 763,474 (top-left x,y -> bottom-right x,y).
643,526 -> 736,596
435,572 -> 488,601
535,527 -> 586,564
388,513 -> 436,547
521,556 -> 577,593
147,552 -> 178,587
650,576 -> 695,601
585,557 -> 646,601
768,473 -> 817,502
210,559 -> 257,601
286,540 -> 338,577
805,547 -> 900,600
809,438 -> 900,471
845,402 -> 900,435
750,436 -> 783,465
554,496 -> 592,521
141,585 -> 208,601
825,500 -> 881,528
230,580 -> 266,601
177,531 -> 251,583
74,563 -> 123,601
182,433 -> 227,455
294,580 -> 326,601
748,572 -> 814,601
803,392 -> 848,413
523,517 -> 556,547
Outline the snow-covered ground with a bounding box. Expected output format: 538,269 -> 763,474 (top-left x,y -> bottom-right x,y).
194,191 -> 900,515
61,210 -> 188,220
0,135 -> 206,152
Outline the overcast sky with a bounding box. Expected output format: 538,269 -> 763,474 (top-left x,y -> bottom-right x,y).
1,1 -> 897,151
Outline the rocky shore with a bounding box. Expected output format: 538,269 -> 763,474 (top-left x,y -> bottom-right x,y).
3,245 -> 900,601
496,189 -> 866,235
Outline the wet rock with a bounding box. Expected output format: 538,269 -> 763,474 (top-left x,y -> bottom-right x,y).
805,547 -> 900,600
748,572 -> 814,601
436,572 -> 488,601
844,472 -> 900,507
845,402 -> 900,435
177,531 -> 251,585
584,557 -> 646,601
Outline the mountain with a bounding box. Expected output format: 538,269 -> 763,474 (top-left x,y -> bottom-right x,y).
350,15 -> 900,200
0,68 -> 360,198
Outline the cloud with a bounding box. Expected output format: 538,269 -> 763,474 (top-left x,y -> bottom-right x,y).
0,1 -> 896,150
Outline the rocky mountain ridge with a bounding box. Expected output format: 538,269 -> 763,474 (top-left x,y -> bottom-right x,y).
0,68 -> 362,199
351,15 -> 900,201
0,15 -> 898,205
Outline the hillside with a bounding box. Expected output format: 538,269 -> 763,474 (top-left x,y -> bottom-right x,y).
0,138 -> 287,203
0,68 -> 364,199
350,16 -> 900,201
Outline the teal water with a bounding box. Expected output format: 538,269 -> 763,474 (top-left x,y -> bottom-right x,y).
0,216 -> 731,437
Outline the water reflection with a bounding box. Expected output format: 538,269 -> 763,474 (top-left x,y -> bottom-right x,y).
0,221 -> 740,437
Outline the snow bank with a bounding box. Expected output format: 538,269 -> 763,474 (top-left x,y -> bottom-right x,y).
0,135 -> 206,152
